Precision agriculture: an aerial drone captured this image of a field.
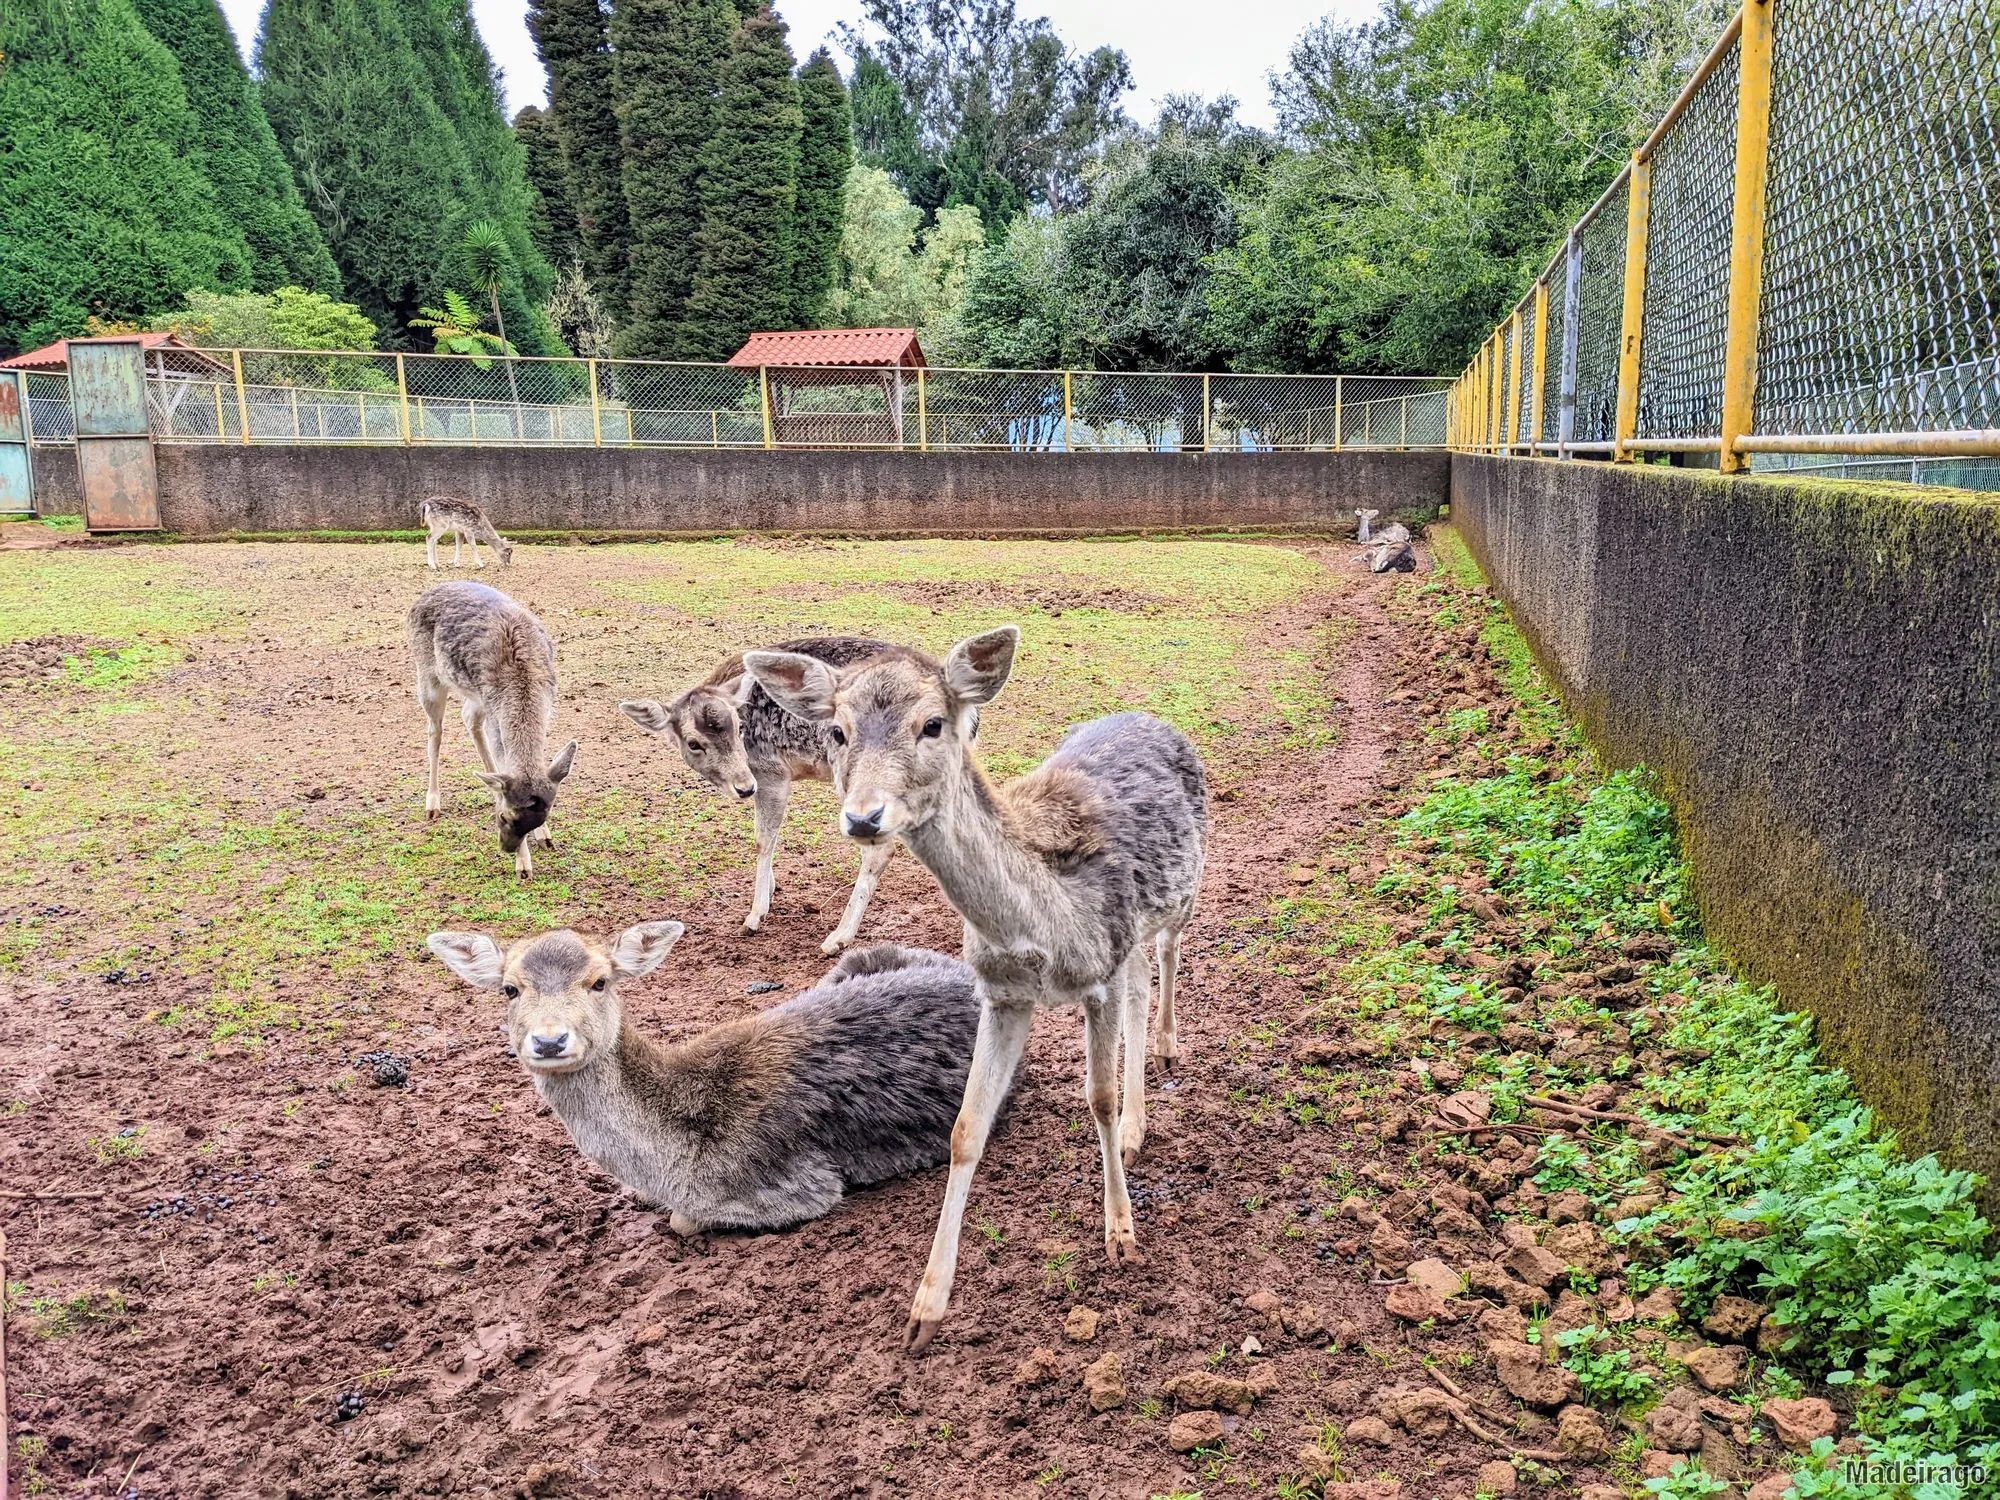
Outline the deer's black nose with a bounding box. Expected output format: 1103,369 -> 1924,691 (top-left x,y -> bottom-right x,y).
530,1032 -> 570,1059
734,783 -> 756,799
844,806 -> 885,838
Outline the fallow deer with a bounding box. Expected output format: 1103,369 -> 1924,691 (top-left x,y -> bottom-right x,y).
619,637 -> 900,953
408,581 -> 575,876
746,627 -> 1206,1352
427,927 -> 983,1233
421,496 -> 514,569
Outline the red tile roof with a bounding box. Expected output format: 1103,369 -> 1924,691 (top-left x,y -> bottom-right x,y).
727,328 -> 925,368
0,332 -> 225,371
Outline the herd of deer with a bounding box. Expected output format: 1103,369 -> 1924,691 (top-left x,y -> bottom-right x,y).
410,499 -> 1207,1351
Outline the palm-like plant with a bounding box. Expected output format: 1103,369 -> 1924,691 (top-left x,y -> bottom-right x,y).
461,221 -> 524,433
410,289 -> 509,365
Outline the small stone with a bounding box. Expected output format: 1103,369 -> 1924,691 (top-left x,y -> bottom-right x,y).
1633,1286 -> 1680,1322
1757,1313 -> 1799,1356
1082,1351 -> 1125,1411
1476,1304 -> 1526,1347
1747,1475 -> 1798,1500
1296,1445 -> 1339,1483
1013,1347 -> 1063,1387
1384,1283 -> 1451,1323
631,1323 -> 667,1348
1490,1339 -> 1580,1408
1681,1343 -> 1748,1392
1331,1317 -> 1362,1351
1063,1306 -> 1100,1343
1160,1369 -> 1257,1416
1702,1295 -> 1767,1341
1497,1222 -> 1540,1250
1405,1258 -> 1464,1300
1476,1460 -> 1518,1497
1641,1450 -> 1682,1479
1543,1289 -> 1597,1351
1245,1287 -> 1283,1320
1244,1362 -> 1281,1398
1547,1191 -> 1591,1224
1643,1403 -> 1703,1452
1762,1397 -> 1838,1452
746,980 -> 782,994
1501,1243 -> 1566,1289
1327,1484 -> 1402,1500
1280,1301 -> 1327,1341
1342,1415 -> 1394,1447
1543,1222 -> 1616,1277
1383,1388 -> 1455,1439
1615,1191 -> 1665,1220
1555,1404 -> 1611,1460
1369,1220 -> 1414,1274
1168,1408 -> 1225,1452
1580,1489 -> 1623,1500
1241,1334 -> 1264,1356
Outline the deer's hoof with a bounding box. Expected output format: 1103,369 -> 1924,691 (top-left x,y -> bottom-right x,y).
904,1315 -> 941,1355
819,932 -> 851,956
668,1211 -> 703,1237
742,919 -> 763,935
1149,1045 -> 1179,1076
1121,1142 -> 1143,1170
1105,1231 -> 1143,1266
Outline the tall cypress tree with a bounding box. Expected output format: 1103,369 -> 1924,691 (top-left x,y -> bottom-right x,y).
259,0 -> 475,338
516,105 -> 581,269
611,0 -> 736,357
790,48 -> 851,325
128,0 -> 341,295
0,0 -> 252,350
681,8 -> 801,358
528,0 -> 631,322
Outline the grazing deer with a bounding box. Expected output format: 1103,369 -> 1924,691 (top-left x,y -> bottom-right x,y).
422,496 -> 514,569
408,582 -> 575,877
747,627 -> 1206,1352
427,926 -> 983,1234
619,638 -> 900,954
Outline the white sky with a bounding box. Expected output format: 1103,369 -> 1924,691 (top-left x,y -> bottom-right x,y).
214,0 -> 1377,130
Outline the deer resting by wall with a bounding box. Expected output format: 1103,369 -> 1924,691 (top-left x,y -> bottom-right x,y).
747,627 -> 1207,1352
427,927 -> 983,1234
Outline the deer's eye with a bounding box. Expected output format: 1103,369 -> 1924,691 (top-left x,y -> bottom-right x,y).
921,717 -> 945,739
829,725 -> 847,747
686,740 -> 704,753
591,977 -> 607,993
501,983 -> 520,1000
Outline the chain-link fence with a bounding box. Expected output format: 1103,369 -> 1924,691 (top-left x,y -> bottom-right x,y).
1451,0 -> 2000,471
23,350 -> 1450,455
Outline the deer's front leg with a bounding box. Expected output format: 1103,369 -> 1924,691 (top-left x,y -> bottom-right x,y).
425,531 -> 439,569
823,838 -> 893,954
1083,984 -> 1141,1265
907,993 -> 1033,1354
1117,946 -> 1150,1167
744,779 -> 789,933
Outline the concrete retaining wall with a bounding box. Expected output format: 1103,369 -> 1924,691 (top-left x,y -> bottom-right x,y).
1452,454 -> 2000,1182
49,444 -> 1451,536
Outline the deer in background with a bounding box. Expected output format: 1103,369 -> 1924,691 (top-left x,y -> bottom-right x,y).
408,581 -> 575,876
620,638 -> 900,954
748,627 -> 1207,1352
428,926 -> 985,1234
422,496 -> 514,569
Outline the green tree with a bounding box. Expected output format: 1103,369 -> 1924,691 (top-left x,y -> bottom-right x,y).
258,0 -> 476,338
790,48 -> 853,324
679,7 -> 802,359
0,0 -> 253,350
849,43 -> 924,186
526,0 -> 632,321
822,166 -> 982,342
930,213 -> 1062,367
411,286 -> 509,361
460,219 -> 525,425
129,0 -> 342,296
515,105 -> 581,268
150,286 -> 377,348
611,0 -> 736,356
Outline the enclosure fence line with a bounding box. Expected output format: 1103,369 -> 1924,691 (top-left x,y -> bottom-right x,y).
1448,0 -> 2000,470
22,354 -> 1452,455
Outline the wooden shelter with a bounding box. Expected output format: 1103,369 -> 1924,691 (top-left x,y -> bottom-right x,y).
727,328 -> 925,447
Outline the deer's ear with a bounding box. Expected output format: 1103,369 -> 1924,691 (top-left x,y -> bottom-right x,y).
745,650 -> 839,722
620,699 -> 672,735
943,626 -> 1019,706
473,770 -> 507,792
428,931 -> 506,989
608,920 -> 684,981
547,741 -> 577,783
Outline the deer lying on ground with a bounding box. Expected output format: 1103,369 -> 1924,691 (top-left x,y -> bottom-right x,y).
421,496 -> 514,569
427,926 -> 983,1234
747,627 -> 1207,1352
408,581 -> 575,876
1367,521 -> 1417,573
620,638 -> 900,954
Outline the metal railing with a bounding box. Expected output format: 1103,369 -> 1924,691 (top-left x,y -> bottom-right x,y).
1449,0 -> 2000,470
24,353 -> 1451,454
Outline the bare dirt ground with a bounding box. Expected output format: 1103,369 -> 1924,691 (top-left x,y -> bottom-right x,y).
0,533 -> 1610,1499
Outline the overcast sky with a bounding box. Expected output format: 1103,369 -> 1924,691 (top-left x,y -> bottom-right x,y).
214,0 -> 1374,130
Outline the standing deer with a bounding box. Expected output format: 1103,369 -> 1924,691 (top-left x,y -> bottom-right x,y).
427,926 -> 985,1234
408,581 -> 575,877
747,627 -> 1206,1352
619,637 -> 899,953
421,496 -> 514,569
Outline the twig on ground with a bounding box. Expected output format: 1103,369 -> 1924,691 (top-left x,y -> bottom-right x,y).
1524,1093 -> 1739,1146
0,1189 -> 107,1202
1437,1392 -> 1569,1461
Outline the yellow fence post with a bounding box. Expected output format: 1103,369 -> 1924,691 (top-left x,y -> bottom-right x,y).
1062,370 -> 1074,451
211,382 -> 225,442
1201,371 -> 1211,452
1334,375 -> 1345,451
918,366 -> 929,451
1719,0 -> 1774,473
395,354 -> 411,443
589,359 -> 603,447
1506,311 -> 1524,450
1614,156 -> 1652,461
759,365 -> 774,450
232,349 -> 251,445
1529,281 -> 1549,453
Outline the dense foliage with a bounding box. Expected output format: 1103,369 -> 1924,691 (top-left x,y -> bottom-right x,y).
515,105 -> 582,270
0,0 -> 254,351
128,0 -> 341,295
148,286 -> 378,349
790,49 -> 853,324
526,0 -> 632,319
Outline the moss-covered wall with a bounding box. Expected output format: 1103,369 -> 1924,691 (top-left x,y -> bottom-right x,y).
1452,454 -> 2000,1186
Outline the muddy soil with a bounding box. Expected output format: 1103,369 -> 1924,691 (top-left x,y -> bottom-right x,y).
1,536 -> 1608,1500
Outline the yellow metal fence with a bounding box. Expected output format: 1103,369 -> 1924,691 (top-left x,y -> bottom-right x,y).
27,353 -> 1452,455
1450,0 -> 2000,468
